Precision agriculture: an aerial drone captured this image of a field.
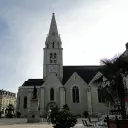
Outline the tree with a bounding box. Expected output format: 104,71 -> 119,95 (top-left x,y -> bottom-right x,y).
6,104 -> 14,118
93,54 -> 128,119
62,104 -> 70,111
50,106 -> 77,128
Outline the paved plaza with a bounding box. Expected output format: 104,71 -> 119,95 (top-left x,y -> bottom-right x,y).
0,118 -> 101,128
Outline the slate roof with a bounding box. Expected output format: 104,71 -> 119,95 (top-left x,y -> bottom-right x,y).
62,66 -> 100,84
0,89 -> 16,97
22,66 -> 100,86
22,79 -> 44,86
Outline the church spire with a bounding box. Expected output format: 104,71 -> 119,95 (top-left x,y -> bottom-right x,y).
49,13 -> 58,35
45,13 -> 62,48
43,13 -> 63,81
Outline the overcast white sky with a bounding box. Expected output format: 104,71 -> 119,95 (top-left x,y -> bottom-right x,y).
0,0 -> 128,93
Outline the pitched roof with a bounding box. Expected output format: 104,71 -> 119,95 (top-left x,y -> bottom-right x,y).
62,66 -> 100,84
22,79 -> 44,86
22,66 -> 100,86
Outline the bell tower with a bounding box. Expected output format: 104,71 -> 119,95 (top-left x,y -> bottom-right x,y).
43,13 -> 63,81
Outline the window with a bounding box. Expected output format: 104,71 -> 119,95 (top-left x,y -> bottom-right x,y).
23,97 -> 27,109
98,88 -> 105,103
19,97 -> 20,105
50,53 -> 53,63
50,88 -> 54,101
72,86 -> 79,103
54,53 -> 57,63
52,42 -> 54,48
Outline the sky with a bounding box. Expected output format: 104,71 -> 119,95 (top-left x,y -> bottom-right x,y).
0,0 -> 128,93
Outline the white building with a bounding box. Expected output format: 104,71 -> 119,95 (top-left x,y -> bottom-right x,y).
16,13 -> 118,117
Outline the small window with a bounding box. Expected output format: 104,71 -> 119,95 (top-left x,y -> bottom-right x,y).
98,88 -> 105,103
50,60 -> 52,63
72,86 -> 79,103
54,53 -> 56,58
50,88 -> 54,101
23,97 -> 27,109
54,60 -> 56,63
52,42 -> 54,48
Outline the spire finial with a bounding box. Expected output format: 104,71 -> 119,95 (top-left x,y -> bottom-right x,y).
49,9 -> 58,34
52,8 -> 55,15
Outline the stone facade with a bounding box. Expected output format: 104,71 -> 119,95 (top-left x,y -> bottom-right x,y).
0,89 -> 16,115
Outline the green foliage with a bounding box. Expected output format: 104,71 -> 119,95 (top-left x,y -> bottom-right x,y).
6,104 -> 14,118
93,54 -> 128,119
50,106 -> 77,128
50,106 -> 59,115
62,104 -> 70,111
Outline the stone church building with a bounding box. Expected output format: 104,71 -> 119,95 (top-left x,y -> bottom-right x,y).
16,13 -> 115,117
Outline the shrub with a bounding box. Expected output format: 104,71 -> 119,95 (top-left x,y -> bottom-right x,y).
50,108 -> 77,128
62,104 -> 70,111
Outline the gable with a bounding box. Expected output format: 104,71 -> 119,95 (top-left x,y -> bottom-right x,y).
63,66 -> 100,85
89,71 -> 103,85
64,72 -> 88,88
42,73 -> 63,88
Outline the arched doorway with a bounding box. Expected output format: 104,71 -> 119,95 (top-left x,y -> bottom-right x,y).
46,102 -> 58,112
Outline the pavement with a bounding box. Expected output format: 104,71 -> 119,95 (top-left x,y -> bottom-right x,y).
0,118 -> 106,128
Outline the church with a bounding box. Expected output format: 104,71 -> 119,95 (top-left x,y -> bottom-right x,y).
16,13 -> 114,117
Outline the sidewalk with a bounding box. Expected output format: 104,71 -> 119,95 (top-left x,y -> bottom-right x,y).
0,118 -> 100,128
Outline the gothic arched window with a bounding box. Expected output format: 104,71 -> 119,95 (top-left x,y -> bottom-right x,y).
97,88 -> 105,103
19,96 -> 20,105
54,53 -> 57,63
23,96 -> 27,109
50,88 -> 54,101
72,86 -> 79,103
52,42 -> 54,48
50,53 -> 53,63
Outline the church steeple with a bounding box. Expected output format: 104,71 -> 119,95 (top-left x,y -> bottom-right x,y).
43,13 -> 63,81
45,13 -> 62,49
49,13 -> 58,35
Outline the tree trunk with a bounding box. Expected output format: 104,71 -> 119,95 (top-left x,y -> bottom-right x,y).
116,74 -> 126,119
120,98 -> 126,119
